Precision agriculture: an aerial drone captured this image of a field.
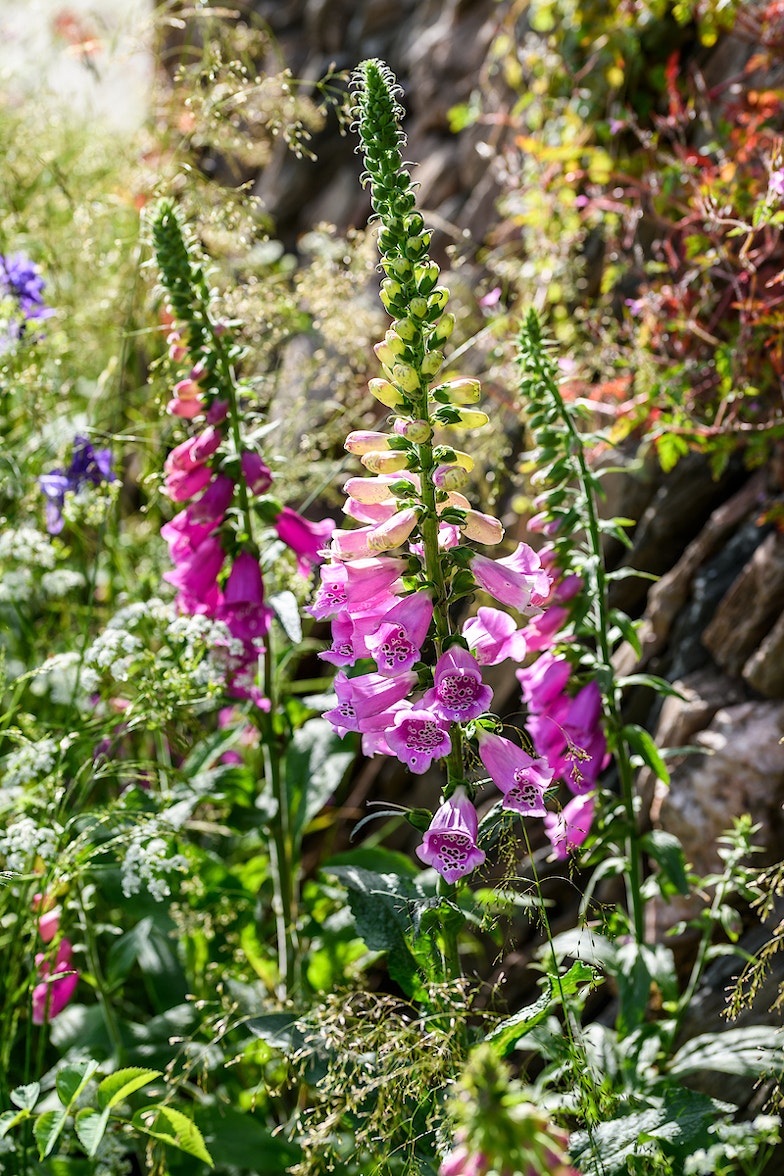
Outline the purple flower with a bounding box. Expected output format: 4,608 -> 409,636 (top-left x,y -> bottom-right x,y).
516,652 -> 572,713
39,436 -> 117,534
365,591 -> 433,675
770,168 -> 784,199
422,645 -> 493,723
476,729 -> 553,816
462,607 -> 528,666
416,786 -> 486,882
470,543 -> 551,613
274,506 -> 334,575
324,669 -> 418,737
544,793 -> 595,860
386,706 -> 452,773
0,252 -> 53,346
32,938 -> 78,1024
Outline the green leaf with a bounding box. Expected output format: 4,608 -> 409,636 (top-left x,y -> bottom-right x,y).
0,1108 -> 29,1137
73,1107 -> 110,1157
189,1104 -> 302,1169
643,829 -> 689,896
34,1109 -> 69,1160
287,718 -> 355,843
617,674 -> 687,699
486,962 -> 597,1056
133,1104 -> 214,1167
570,1087 -> 732,1174
97,1067 -> 162,1112
56,1060 -> 100,1109
325,866 -> 423,996
669,1027 -> 784,1080
623,723 -> 670,785
10,1082 -> 41,1112
268,590 -> 302,644
610,609 -> 642,658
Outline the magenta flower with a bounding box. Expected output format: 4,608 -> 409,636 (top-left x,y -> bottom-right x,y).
324,670 -> 418,737
544,793 -> 595,860
32,938 -> 79,1024
343,556 -> 406,611
476,729 -> 553,817
274,506 -> 334,574
216,551 -> 271,644
516,652 -> 572,713
366,592 -> 433,675
416,786 -> 486,883
163,533 -> 225,609
524,606 -> 569,651
386,706 -> 452,773
462,607 -> 528,666
310,563 -> 349,619
241,451 -> 273,495
189,473 -> 234,523
165,463 -> 214,503
422,645 -> 493,723
469,543 -> 551,613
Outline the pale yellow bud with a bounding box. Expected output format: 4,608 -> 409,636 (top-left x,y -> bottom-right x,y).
461,509 -> 504,545
368,378 -> 407,409
360,450 -> 411,475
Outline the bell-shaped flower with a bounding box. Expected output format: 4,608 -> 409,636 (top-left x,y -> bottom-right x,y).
32,938 -> 79,1024
462,607 -> 528,666
189,473 -> 234,524
470,543 -> 551,613
366,506 -> 419,552
422,645 -> 493,723
241,451 -> 273,496
516,652 -> 572,713
165,426 -> 221,475
324,669 -> 417,737
344,497 -> 399,525
275,506 -> 333,574
165,463 -> 214,503
310,562 -> 349,619
416,786 -> 486,883
164,533 -> 225,610
216,551 -> 271,645
524,605 -> 569,651
544,793 -> 595,860
476,729 -> 553,817
365,591 -> 433,675
386,706 -> 452,774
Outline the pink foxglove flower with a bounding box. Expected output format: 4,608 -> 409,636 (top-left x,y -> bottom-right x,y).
469,543 -> 551,613
163,533 -> 225,611
544,793 -> 595,860
462,607 -> 528,666
324,670 -> 418,737
365,592 -> 433,675
241,451 -> 273,496
274,506 -> 334,574
422,646 -> 493,723
524,606 -> 569,651
476,729 -> 553,817
189,473 -> 234,523
217,551 -> 271,644
32,938 -> 78,1024
416,786 -> 486,883
516,652 -> 572,713
386,707 -> 452,774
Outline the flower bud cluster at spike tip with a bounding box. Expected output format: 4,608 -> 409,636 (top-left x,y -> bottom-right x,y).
153,200 -> 334,709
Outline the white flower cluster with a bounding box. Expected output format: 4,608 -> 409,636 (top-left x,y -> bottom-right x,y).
121,832 -> 188,903
29,651 -> 86,707
93,1128 -> 133,1176
0,526 -> 57,569
0,815 -> 59,873
0,566 -> 33,603
83,627 -> 143,684
40,568 -> 86,597
3,737 -> 58,789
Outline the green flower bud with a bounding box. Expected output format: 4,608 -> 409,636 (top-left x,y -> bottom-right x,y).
415,261 -> 440,294
408,296 -> 429,320
420,350 -> 444,378
392,317 -> 419,342
432,377 -> 482,404
369,378 -> 407,409
392,362 -> 421,394
430,313 -> 456,346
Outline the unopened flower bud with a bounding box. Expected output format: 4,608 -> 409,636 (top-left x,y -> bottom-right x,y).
345,431 -> 392,455
190,360 -> 207,382
434,407 -> 489,430
374,340 -> 397,368
461,509 -> 504,545
432,377 -> 482,405
409,296 -> 429,320
173,378 -> 201,401
394,418 -> 432,443
415,261 -> 440,294
430,313 -> 456,346
434,447 -> 475,472
433,464 -> 470,491
384,330 -> 407,357
367,506 -> 419,551
428,286 -> 449,313
392,317 -> 419,342
385,257 -> 413,279
369,378 -> 407,409
344,474 -> 414,503
421,350 -> 444,378
392,363 -> 421,394
168,397 -> 203,419
380,278 -> 403,309
361,450 -> 412,474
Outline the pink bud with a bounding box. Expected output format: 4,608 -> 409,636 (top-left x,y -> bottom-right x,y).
168,397 -> 203,419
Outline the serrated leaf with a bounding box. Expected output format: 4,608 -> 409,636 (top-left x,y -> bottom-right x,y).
325,865 -> 423,995
56,1060 -> 100,1109
486,962 -> 597,1056
133,1104 -> 214,1166
73,1107 -> 110,1157
286,718 -> 355,842
35,1109 -> 69,1160
10,1082 -> 40,1112
624,722 -> 670,784
669,1027 -> 784,1080
97,1067 -> 162,1112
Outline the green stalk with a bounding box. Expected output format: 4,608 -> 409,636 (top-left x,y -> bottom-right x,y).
523,333 -> 645,944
